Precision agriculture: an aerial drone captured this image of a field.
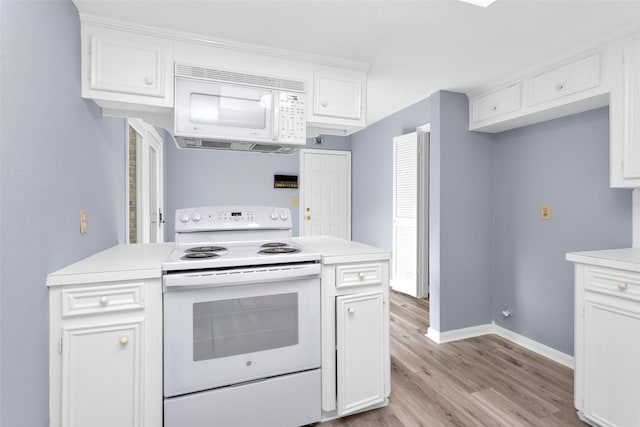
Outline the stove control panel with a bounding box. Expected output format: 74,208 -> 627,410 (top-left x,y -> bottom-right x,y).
175,206 -> 293,232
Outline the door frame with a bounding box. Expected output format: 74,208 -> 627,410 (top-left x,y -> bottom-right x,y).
298,148 -> 352,239
126,118 -> 164,243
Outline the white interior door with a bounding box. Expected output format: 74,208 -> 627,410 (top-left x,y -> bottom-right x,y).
392,126 -> 429,298
299,149 -> 351,239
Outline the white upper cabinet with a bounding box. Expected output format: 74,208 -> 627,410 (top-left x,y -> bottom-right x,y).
78,15 -> 368,136
81,22 -> 174,112
471,83 -> 521,123
90,34 -> 165,98
526,54 -> 600,106
469,53 -> 607,133
619,37 -> 640,185
311,71 -> 365,123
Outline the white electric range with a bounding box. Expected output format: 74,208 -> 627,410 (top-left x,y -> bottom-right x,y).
162,206 -> 322,427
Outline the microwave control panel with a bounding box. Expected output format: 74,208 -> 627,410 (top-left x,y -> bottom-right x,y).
278,93 -> 306,144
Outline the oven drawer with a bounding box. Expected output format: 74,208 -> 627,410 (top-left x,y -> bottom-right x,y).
164,369 -> 321,427
61,282 -> 145,318
336,263 -> 382,289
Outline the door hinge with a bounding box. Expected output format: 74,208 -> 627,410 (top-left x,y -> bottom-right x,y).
58,338 -> 62,354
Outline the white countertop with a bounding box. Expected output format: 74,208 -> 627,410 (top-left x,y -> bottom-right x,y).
293,236 -> 390,265
47,243 -> 174,286
566,247 -> 640,272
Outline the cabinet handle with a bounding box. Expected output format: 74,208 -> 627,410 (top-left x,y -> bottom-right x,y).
99,296 -> 109,305
556,83 -> 565,91
617,282 -> 628,291
120,336 -> 129,345
358,272 -> 365,279
321,100 -> 329,108
347,307 -> 355,315
491,105 -> 497,111
144,76 -> 154,85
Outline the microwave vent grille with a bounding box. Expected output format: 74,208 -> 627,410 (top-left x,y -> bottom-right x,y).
175,64 -> 306,93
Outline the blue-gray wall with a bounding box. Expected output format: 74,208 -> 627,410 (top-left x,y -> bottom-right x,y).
430,91 -> 495,332
492,107 -> 632,354
162,134 -> 350,239
350,96 -> 431,249
0,1 -> 126,425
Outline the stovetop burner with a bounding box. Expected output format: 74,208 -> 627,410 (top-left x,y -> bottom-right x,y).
258,247 -> 301,255
261,242 -> 289,248
181,252 -> 221,260
187,246 -> 228,253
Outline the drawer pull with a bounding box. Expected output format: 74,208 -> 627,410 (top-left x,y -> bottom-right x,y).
617,282 -> 628,291
99,296 -> 109,305
144,76 -> 154,85
120,336 -> 129,346
347,307 -> 355,315
358,272 -> 365,279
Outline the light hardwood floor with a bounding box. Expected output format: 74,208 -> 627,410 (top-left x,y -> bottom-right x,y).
320,290 -> 586,427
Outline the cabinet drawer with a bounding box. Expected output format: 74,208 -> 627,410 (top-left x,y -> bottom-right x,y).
585,267 -> 640,302
61,282 -> 145,317
336,263 -> 382,288
470,83 -> 521,123
527,54 -> 600,106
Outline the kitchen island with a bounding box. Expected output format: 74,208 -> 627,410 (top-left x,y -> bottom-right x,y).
47,238 -> 390,426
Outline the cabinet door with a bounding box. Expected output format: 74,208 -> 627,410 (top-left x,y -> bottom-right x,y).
470,83 -> 521,123
623,38 -> 640,181
527,54 -> 600,106
314,72 -> 362,120
61,320 -> 143,427
584,291 -> 640,426
90,33 -> 165,98
336,291 -> 384,416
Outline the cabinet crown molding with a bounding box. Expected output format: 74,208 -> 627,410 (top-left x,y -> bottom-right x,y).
78,13 -> 370,72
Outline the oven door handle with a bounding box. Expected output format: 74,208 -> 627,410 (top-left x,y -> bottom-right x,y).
163,263 -> 321,289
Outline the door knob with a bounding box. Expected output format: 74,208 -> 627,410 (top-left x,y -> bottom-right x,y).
305,216 -> 311,220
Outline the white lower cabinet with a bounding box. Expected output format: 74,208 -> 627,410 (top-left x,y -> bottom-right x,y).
574,263 -> 640,426
336,291 -> 385,415
315,252 -> 391,422
49,279 -> 162,427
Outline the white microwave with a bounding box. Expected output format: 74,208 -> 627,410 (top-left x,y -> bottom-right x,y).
174,64 -> 307,153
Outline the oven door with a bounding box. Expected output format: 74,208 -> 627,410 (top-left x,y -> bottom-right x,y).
163,268 -> 320,397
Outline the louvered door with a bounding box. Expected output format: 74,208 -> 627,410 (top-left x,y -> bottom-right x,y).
392,132 -> 418,297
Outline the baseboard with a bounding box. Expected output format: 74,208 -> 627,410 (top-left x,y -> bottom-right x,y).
425,322 -> 575,369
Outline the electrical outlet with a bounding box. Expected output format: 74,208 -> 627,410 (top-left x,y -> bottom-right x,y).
541,204 -> 551,220
80,210 -> 87,234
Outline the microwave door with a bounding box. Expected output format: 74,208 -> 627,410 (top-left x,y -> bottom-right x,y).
176,79 -> 275,142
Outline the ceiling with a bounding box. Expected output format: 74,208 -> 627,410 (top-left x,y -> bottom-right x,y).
72,0 -> 640,126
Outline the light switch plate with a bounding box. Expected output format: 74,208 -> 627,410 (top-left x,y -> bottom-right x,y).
80,210 -> 87,234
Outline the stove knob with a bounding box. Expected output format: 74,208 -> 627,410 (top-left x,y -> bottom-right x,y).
270,210 -> 279,220
191,211 -> 201,222
280,211 -> 289,221
179,212 -> 190,223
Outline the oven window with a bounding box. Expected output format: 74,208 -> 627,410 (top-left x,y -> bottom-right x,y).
193,293 -> 299,361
